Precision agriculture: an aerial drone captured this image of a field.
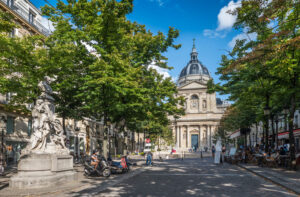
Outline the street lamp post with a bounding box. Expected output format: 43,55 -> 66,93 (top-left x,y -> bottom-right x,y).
74,126 -> 80,163
264,106 -> 271,152
252,133 -> 255,146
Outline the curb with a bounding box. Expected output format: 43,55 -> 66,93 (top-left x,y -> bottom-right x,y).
237,164 -> 300,196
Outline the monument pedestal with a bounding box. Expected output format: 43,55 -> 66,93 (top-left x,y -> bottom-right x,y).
10,153 -> 78,189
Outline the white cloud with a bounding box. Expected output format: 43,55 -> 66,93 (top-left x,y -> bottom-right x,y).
203,0 -> 241,38
149,62 -> 171,79
203,29 -> 227,38
228,32 -> 257,48
216,0 -> 241,31
41,17 -> 55,33
149,0 -> 165,7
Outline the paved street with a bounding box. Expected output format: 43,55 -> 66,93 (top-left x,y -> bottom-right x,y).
96,158 -> 296,197
1,158 -> 298,197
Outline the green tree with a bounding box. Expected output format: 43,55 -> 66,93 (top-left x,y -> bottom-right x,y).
42,0 -> 184,154
210,0 -> 299,161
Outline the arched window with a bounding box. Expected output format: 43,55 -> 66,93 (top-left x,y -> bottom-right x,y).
190,95 -> 199,110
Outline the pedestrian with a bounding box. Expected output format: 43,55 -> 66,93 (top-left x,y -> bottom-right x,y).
146,152 -> 152,166
212,145 -> 216,159
221,145 -> 226,164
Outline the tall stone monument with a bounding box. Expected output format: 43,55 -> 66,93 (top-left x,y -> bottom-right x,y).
10,77 -> 77,189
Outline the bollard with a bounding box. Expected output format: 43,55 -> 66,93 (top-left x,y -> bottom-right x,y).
201,150 -> 203,158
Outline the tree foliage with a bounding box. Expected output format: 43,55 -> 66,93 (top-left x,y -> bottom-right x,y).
210,0 -> 299,159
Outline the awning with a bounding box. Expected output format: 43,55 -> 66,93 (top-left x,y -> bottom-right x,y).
230,130 -> 240,139
278,129 -> 300,140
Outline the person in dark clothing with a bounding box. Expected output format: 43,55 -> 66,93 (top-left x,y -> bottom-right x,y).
279,147 -> 286,155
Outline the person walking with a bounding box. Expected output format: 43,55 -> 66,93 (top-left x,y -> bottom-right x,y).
221,145 -> 226,164
146,152 -> 152,166
212,145 -> 216,159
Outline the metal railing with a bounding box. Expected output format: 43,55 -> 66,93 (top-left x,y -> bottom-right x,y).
0,0 -> 50,36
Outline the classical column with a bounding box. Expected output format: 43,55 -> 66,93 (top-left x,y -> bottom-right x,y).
206,125 -> 209,147
198,125 -> 201,150
209,125 -> 212,148
179,126 -> 181,148
176,126 -> 179,148
187,126 -> 190,149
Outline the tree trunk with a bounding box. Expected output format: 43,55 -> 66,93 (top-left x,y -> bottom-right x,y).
271,115 -> 275,148
255,122 -> 258,146
138,132 -> 140,152
265,95 -> 270,152
275,119 -> 279,150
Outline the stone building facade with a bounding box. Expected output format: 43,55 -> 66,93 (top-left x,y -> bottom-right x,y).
0,0 -> 50,165
170,42 -> 229,152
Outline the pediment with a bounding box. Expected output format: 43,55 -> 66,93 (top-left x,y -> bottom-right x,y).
179,81 -> 207,90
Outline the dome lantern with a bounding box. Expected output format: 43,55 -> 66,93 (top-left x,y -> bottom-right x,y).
178,39 -> 211,86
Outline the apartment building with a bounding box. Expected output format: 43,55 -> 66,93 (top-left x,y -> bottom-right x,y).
0,0 -> 50,165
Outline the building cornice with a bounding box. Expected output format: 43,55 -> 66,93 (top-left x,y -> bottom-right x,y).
0,1 -> 45,36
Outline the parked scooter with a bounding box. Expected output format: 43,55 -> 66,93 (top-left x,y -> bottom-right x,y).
84,155 -> 111,177
108,155 -> 130,174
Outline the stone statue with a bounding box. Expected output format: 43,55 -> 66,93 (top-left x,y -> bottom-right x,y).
24,76 -> 69,155
214,138 -> 222,164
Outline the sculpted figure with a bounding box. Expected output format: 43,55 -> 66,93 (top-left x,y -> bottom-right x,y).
24,76 -> 68,155
50,119 -> 66,149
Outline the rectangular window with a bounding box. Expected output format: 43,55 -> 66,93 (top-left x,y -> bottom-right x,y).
6,116 -> 15,134
9,28 -> 15,38
28,119 -> 32,136
7,0 -> 14,8
29,11 -> 35,24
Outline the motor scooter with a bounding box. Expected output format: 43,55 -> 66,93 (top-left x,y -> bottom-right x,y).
108,156 -> 130,174
84,155 -> 111,177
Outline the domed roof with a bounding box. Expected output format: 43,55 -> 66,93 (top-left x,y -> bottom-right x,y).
179,40 -> 210,79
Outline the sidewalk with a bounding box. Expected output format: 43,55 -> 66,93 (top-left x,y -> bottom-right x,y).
0,159 -> 146,196
0,165 -> 17,190
238,163 -> 300,195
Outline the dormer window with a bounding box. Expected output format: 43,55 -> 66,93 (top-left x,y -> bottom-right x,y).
190,64 -> 199,75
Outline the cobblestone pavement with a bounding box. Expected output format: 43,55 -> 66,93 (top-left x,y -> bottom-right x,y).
95,158 -> 296,197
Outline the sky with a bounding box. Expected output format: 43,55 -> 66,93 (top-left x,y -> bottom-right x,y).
31,0 -> 248,100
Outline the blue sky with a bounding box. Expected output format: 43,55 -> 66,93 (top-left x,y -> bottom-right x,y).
33,0 -> 247,100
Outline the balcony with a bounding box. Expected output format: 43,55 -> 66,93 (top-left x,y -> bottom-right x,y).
0,0 -> 50,36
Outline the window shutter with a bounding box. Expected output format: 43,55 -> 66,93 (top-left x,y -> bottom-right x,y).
6,116 -> 15,134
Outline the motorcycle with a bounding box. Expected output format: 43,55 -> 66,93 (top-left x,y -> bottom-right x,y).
84,155 -> 111,177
